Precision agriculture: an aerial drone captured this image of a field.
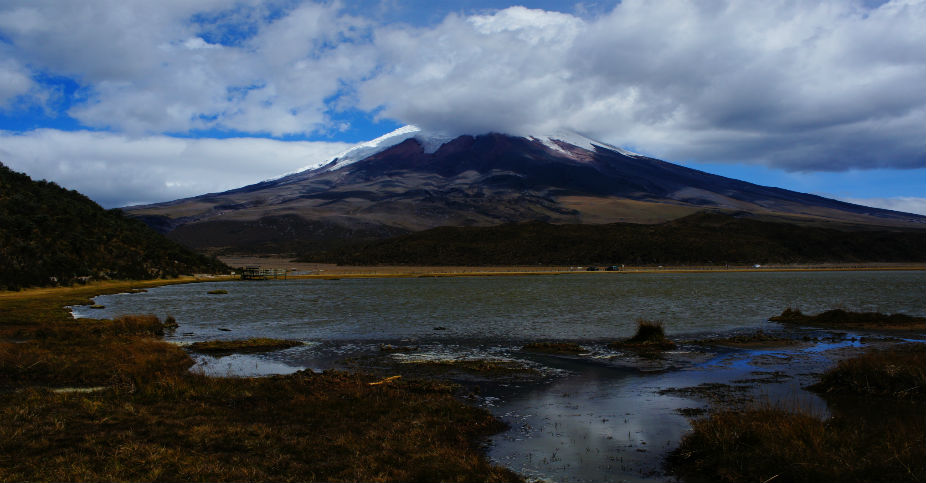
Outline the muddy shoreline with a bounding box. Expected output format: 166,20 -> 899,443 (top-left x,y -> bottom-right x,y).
189,321 -> 923,482
217,256 -> 925,278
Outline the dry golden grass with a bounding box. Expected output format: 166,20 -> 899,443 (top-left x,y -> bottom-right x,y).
0,280 -> 522,482
0,373 -> 521,482
669,345 -> 926,483
668,404 -> 925,483
811,343 -> 925,399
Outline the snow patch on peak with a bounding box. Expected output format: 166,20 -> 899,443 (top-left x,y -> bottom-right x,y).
413,131 -> 456,154
323,125 -> 421,172
302,125 -> 420,174
275,125 -> 643,182
529,130 -> 642,158
282,125 -> 458,177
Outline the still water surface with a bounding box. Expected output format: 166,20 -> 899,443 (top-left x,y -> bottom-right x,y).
76,271 -> 924,344
73,270 -> 925,482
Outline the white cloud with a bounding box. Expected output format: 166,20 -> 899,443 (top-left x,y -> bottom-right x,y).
839,196 -> 926,216
357,7 -> 585,136
0,129 -> 350,208
0,56 -> 35,107
357,1 -> 925,171
0,0 -> 923,173
0,0 -> 373,136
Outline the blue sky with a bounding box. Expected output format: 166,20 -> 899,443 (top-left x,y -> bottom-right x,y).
0,0 -> 923,214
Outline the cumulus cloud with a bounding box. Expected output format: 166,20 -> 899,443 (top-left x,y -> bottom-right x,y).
0,0 -> 923,175
839,196 -> 926,216
357,7 -> 586,136
0,129 -> 349,208
0,0 -> 373,136
0,57 -> 35,108
359,1 -> 926,171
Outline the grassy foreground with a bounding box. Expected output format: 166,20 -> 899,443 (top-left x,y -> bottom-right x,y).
0,281 -> 520,482
668,343 -> 926,482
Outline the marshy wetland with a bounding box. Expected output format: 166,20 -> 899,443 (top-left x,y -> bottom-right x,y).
65,270 -> 926,482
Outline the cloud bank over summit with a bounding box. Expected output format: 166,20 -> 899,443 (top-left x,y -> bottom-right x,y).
0,0 -> 923,210
359,1 -> 925,172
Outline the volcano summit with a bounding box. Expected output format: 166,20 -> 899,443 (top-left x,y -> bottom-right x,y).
126,126 -> 923,255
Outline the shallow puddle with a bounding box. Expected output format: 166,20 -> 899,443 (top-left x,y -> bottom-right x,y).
483,337 -> 875,482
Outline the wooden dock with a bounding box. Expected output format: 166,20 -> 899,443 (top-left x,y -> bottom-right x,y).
240,266 -> 288,280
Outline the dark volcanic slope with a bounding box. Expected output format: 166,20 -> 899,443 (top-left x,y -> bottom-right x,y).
126,131 -> 924,254
300,212 -> 926,266
0,163 -> 227,289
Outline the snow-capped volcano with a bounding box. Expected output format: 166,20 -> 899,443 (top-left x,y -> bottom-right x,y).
285,125 -> 439,175
126,128 -> 923,254
284,125 -> 641,178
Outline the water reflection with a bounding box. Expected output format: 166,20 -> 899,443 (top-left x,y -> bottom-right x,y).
488,366 -> 692,482
486,336 -> 874,482
190,353 -> 306,377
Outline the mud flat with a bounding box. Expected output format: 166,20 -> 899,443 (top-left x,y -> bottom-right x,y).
328,319 -> 921,482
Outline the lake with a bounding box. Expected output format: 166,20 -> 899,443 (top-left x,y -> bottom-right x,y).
74,271 -> 924,344
72,270 -> 925,482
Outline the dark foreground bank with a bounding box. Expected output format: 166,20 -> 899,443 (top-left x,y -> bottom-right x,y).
4,281 -> 925,482
0,281 -> 519,482
667,313 -> 925,483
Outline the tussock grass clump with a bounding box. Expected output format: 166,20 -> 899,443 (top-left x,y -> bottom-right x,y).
522,342 -> 586,354
770,307 -> 926,330
667,405 -> 925,483
1,330 -> 193,387
811,343 -> 925,399
1,313 -> 189,387
108,314 -> 173,337
609,320 -> 676,350
189,338 -> 302,355
669,345 -> 926,482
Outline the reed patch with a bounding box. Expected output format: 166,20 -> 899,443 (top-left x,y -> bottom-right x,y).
609,320 -> 676,350
668,344 -> 926,482
770,307 -> 926,330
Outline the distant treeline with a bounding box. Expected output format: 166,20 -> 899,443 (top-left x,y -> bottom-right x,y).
298,212 -> 926,266
0,163 -> 228,290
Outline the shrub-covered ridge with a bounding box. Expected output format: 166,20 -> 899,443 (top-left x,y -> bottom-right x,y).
0,163 -> 227,289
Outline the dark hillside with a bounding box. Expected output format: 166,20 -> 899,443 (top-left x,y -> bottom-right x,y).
299,212 -> 926,266
0,163 -> 228,290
